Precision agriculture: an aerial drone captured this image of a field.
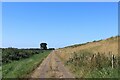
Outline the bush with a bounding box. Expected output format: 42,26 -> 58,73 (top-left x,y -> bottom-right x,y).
2,48 -> 45,64
65,50 -> 119,78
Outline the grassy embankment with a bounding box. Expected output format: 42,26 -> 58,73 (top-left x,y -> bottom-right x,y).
56,36 -> 119,78
2,50 -> 51,78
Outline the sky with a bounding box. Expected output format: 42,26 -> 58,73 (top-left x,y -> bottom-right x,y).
2,2 -> 118,49
0,2 -> 2,48
1,0 -> 119,2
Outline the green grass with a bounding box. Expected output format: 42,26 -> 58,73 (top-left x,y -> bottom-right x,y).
86,67 -> 118,78
2,50 -> 51,78
62,50 -> 119,78
68,65 -> 119,78
0,66 -> 2,79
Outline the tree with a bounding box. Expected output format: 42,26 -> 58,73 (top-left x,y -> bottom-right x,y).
40,43 -> 47,50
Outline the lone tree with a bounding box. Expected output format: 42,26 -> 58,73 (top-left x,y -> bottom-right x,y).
40,43 -> 47,50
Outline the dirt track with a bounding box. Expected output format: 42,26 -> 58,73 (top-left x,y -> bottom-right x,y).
31,50 -> 74,78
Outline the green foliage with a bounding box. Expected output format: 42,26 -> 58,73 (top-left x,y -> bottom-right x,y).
2,50 -> 51,78
2,48 -> 44,64
65,50 -> 119,78
85,67 -> 118,78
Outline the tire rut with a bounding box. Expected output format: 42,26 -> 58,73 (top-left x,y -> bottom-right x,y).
30,50 -> 74,78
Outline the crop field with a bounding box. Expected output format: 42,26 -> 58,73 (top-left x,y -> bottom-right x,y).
2,48 -> 51,78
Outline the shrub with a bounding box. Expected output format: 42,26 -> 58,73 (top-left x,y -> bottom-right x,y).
65,50 -> 119,78
2,48 -> 46,64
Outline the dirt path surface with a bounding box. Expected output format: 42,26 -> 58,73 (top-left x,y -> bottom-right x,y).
31,50 -> 74,78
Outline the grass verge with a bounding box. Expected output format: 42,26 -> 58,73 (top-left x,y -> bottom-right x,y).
2,50 -> 51,78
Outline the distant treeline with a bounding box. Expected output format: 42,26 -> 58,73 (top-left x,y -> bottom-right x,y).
1,48 -> 55,50
2,48 -> 54,64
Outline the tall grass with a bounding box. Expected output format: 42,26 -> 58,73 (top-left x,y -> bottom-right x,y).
65,50 -> 119,78
2,50 -> 51,78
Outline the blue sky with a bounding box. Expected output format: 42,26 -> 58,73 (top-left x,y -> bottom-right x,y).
0,2 -> 2,48
2,2 -> 118,48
